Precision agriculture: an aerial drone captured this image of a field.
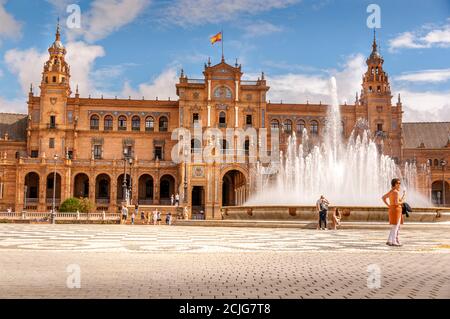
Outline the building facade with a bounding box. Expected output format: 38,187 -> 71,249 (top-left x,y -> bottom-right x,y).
0,27 -> 449,217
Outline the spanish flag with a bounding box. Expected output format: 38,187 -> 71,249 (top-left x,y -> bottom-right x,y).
210,32 -> 222,45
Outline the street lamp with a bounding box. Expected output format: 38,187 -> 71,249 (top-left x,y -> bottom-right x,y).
51,154 -> 58,224
127,157 -> 133,206
441,159 -> 447,206
23,185 -> 27,213
122,148 -> 128,205
183,147 -> 188,204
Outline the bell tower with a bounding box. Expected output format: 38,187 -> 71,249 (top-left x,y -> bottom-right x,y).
38,19 -> 71,159
358,31 -> 402,160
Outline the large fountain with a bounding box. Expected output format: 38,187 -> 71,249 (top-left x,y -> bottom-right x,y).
246,77 -> 427,207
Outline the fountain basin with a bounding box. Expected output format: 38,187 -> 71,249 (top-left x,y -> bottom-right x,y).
221,206 -> 450,223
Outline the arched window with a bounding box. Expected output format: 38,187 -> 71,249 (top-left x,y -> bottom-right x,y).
284,119 -> 292,133
427,159 -> 433,166
296,120 -> 305,134
118,116 -> 127,131
132,116 -> 140,131
90,115 -> 99,130
244,139 -> 250,155
434,159 -> 439,167
271,119 -> 279,129
145,116 -> 154,132
159,116 -> 168,132
310,120 -> 319,135
104,115 -> 113,131
191,138 -> 201,153
219,111 -> 226,127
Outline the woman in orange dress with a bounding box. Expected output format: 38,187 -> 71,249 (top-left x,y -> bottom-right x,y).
382,178 -> 405,246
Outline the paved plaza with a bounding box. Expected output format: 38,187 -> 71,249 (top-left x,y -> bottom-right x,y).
0,224 -> 449,298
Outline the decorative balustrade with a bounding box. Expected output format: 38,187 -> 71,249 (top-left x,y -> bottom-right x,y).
0,211 -> 121,221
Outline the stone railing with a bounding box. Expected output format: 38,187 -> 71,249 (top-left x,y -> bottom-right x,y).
0,211 -> 121,221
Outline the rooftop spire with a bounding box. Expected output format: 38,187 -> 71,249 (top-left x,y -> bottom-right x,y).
372,28 -> 377,53
56,17 -> 61,41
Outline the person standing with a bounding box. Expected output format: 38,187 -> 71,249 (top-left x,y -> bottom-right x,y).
131,210 -> 135,225
316,195 -> 330,230
152,209 -> 158,225
382,178 -> 405,246
121,204 -> 128,225
166,212 -> 172,225
157,210 -> 162,225
134,202 -> 139,219
183,206 -> 189,220
175,193 -> 180,207
171,194 -> 175,206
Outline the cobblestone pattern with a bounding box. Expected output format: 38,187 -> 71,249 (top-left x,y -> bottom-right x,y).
0,225 -> 449,299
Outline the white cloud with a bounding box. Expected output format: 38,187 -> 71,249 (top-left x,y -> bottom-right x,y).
0,97 -> 26,113
4,48 -> 47,94
67,0 -> 151,42
65,41 -> 105,94
0,0 -> 22,42
389,21 -> 450,51
262,54 -> 366,104
4,41 -> 105,97
121,67 -> 179,100
162,0 -> 300,26
396,89 -> 450,122
395,68 -> 450,83
242,21 -> 283,38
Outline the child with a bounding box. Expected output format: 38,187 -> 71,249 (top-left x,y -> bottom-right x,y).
166,212 -> 172,225
331,208 -> 341,230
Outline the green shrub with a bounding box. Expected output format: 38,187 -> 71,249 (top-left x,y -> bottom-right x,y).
59,197 -> 93,213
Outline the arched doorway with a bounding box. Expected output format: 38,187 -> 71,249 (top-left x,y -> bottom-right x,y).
46,172 -> 61,207
138,174 -> 154,204
73,173 -> 89,198
222,170 -> 247,206
432,181 -> 450,206
117,174 -> 132,203
95,174 -> 110,204
24,172 -> 40,206
191,186 -> 205,218
160,174 -> 175,205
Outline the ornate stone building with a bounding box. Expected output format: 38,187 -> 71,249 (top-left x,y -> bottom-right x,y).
0,27 -> 448,217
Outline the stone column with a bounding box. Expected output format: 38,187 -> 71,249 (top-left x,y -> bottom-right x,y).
110,176 -> 117,211
39,172 -> 47,212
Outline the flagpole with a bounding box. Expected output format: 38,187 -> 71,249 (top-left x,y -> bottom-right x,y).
221,28 -> 224,61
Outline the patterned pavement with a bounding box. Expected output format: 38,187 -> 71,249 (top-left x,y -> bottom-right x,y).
0,224 -> 449,298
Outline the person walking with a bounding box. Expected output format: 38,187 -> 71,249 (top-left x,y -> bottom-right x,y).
121,204 -> 128,225
316,195 -> 330,230
382,178 -> 405,246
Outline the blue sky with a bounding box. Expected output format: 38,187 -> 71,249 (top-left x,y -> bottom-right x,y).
0,0 -> 449,121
